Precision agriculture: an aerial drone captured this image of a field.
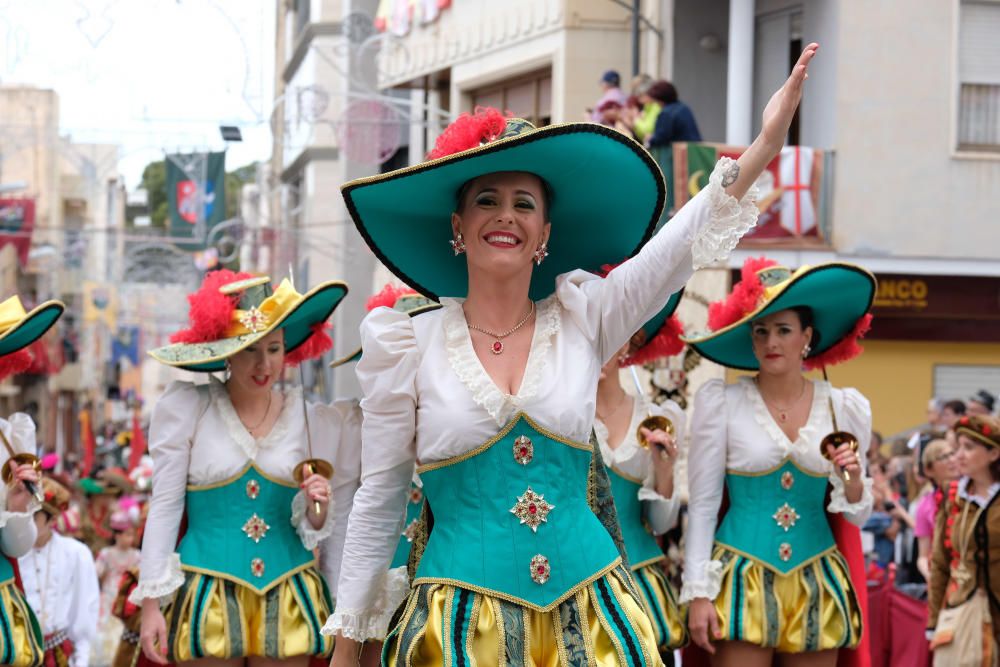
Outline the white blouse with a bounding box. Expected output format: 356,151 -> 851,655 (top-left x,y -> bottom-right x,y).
328,158 -> 761,641
681,377 -> 874,603
595,398 -> 685,535
132,378 -> 362,603
0,414 -> 40,559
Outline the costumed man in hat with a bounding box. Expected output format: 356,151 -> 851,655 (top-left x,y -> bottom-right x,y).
0,294 -> 64,667
133,271 -> 362,665
20,478 -> 100,667
326,40 -> 819,667
681,258 -> 876,667
91,507 -> 140,667
968,390 -> 997,418
592,282 -> 688,660
78,477 -> 121,555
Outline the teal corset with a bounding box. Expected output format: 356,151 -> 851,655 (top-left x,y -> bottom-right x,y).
715,459 -> 835,574
390,481 -> 423,569
607,467 -> 665,570
0,555 -> 12,586
178,464 -> 315,592
415,413 -> 621,611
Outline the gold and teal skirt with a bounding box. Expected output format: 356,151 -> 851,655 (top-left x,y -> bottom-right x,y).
0,581 -> 43,667
164,568 -> 333,661
711,545 -> 862,653
632,563 -> 686,652
384,564 -> 663,666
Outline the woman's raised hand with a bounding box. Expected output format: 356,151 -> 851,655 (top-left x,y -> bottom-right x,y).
760,42 -> 819,150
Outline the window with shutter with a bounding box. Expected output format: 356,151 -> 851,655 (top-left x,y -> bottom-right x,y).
958,0 -> 1000,151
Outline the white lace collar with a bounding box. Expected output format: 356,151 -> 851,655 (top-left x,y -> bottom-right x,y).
441,295 -> 561,426
742,376 -> 828,454
208,378 -> 301,460
957,476 -> 1000,507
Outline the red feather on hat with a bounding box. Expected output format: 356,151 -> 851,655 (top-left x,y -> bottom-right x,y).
0,348 -> 33,382
803,313 -> 873,370
427,107 -> 510,160
284,322 -> 333,367
707,256 -> 778,331
170,269 -> 255,344
621,315 -> 685,367
366,284 -> 416,312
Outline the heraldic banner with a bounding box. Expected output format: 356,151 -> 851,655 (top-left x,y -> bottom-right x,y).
165,151 -> 226,250
0,198 -> 36,266
673,142 -> 830,247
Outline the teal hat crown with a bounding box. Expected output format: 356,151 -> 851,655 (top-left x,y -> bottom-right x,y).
342,108 -> 666,301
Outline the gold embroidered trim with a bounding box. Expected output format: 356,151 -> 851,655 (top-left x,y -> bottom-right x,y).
177,560 -> 317,595
577,588 -> 597,666
442,588 -> 455,667
412,557 -> 621,613
588,580 -> 629,664
725,456 -> 827,479
186,461 -> 298,491
711,541 -> 839,576
608,465 -> 644,486
629,554 -> 667,572
417,412 -> 591,474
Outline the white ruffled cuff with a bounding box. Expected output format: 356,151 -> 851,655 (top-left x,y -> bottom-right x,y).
680,560 -> 723,603
827,472 -> 875,515
692,157 -> 761,270
0,506 -> 38,529
129,553 -> 185,606
637,486 -> 671,504
291,488 -> 336,551
322,566 -> 411,641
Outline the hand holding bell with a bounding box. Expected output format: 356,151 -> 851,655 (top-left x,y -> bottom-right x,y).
821,432 -> 860,482
294,458 -> 334,516
2,457 -> 43,506
637,415 -> 677,462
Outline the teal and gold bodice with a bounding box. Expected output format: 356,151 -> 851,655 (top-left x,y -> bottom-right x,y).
607,467 -> 665,570
178,464 -> 315,592
390,480 -> 424,569
715,459 -> 834,574
414,413 -> 621,610
0,555 -> 12,587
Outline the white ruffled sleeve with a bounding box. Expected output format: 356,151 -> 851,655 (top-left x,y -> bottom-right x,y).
325,308 -> 418,641
0,414 -> 40,558
826,387 -> 874,526
682,380 -> 729,603
639,400 -> 685,535
131,381 -> 206,604
556,157 -> 759,364
316,399 -> 363,600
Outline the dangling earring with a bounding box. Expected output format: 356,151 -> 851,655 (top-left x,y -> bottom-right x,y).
802,344 -> 811,359
449,232 -> 466,256
533,242 -> 549,266
224,359 -> 231,381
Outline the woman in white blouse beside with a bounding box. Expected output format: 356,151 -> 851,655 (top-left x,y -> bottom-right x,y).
134,271 -> 361,666
593,286 -> 688,656
327,46 -> 820,667
682,258 -> 877,666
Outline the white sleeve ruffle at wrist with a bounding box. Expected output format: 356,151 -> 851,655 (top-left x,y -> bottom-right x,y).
129,553 -> 184,606
692,157 -> 761,270
291,488 -> 336,551
680,560 -> 723,603
0,506 -> 37,529
322,566 -> 410,641
827,473 -> 875,515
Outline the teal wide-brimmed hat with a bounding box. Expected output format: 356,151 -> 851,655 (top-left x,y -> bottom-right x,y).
330,285 -> 440,368
622,289 -> 684,367
150,272 -> 348,373
341,109 -> 666,301
0,295 -> 64,358
683,261 -> 876,371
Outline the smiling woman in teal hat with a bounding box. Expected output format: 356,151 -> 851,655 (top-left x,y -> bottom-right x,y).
0,293 -> 63,667
133,270 -> 362,667
328,44 -> 820,667
681,257 -> 876,666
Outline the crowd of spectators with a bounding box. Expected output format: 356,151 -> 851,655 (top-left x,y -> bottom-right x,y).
587,69 -> 701,147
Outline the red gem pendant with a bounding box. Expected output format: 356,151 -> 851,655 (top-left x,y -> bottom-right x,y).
491,340 -> 504,354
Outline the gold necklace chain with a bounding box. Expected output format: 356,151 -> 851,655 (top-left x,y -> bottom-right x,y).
755,376 -> 807,412
235,391 -> 273,433
596,391 -> 629,422
465,302 -> 535,355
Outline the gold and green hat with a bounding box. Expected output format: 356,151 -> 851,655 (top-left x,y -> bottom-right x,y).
0,295 -> 64,358
330,284 -> 440,368
150,270 -> 348,373
341,108 -> 666,301
683,258 -> 876,371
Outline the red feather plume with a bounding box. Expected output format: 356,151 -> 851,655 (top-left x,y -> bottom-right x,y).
706,256 -> 779,331
366,284 -> 416,312
804,313 -> 873,370
284,322 -> 333,367
170,269 -> 255,344
427,107 -> 510,160
0,348 -> 32,382
621,316 -> 685,367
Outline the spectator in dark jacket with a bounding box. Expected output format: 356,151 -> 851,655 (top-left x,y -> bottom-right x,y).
646,80 -> 701,148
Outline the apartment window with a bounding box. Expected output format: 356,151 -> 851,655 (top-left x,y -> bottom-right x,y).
958,0 -> 1000,151
470,69 -> 552,127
